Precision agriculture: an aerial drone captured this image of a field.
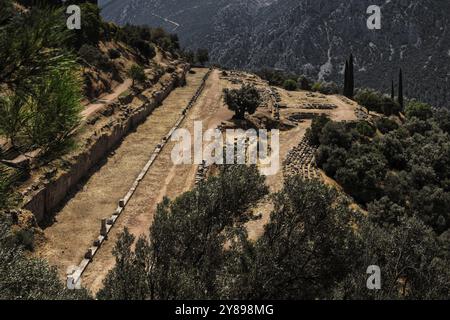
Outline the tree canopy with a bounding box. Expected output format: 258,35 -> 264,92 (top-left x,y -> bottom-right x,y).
0,213 -> 90,300
99,166 -> 450,300
315,110 -> 450,234
224,84 -> 262,120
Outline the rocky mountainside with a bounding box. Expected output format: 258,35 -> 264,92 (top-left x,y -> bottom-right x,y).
101,0 -> 450,107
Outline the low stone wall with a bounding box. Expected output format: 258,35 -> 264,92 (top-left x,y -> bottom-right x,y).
22,66 -> 190,223
283,136 -> 320,180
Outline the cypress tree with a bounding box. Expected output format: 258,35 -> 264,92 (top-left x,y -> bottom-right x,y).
343,60 -> 349,97
349,54 -> 354,98
391,80 -> 395,100
398,69 -> 404,111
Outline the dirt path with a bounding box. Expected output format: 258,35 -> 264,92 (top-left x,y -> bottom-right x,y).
80,69 -> 230,293
82,79 -> 133,119
35,68 -> 209,287
328,95 -> 358,121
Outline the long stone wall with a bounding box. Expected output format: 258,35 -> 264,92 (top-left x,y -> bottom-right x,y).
67,68 -> 213,289
22,66 -> 190,223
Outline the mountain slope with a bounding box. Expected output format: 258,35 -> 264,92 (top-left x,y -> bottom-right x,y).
101,0 -> 450,107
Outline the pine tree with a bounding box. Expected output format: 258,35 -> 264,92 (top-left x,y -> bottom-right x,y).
0,6 -> 82,154
398,69 -> 404,111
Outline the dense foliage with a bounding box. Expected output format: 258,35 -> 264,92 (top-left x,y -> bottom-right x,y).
224,84 -> 262,120
0,5 -> 82,155
256,69 -> 296,87
0,1 -> 183,300
305,114 -> 331,145
311,81 -> 340,95
355,88 -> 402,116
0,167 -> 13,208
256,69 -> 314,92
315,106 -> 450,234
0,213 -> 90,300
99,167 -> 450,299
98,166 -> 268,299
343,54 -> 354,98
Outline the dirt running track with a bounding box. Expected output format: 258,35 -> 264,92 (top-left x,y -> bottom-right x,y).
35,68 -> 230,293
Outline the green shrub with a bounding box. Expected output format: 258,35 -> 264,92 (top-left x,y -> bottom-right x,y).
108,48 -> 121,59
13,228 -> 35,251
78,44 -> 111,70
25,69 -> 83,152
0,167 -> 11,207
311,82 -> 322,92
0,6 -> 82,156
355,88 -> 383,112
356,121 -> 376,137
256,69 -> 287,86
376,117 -> 399,134
99,165 -> 268,300
134,40 -> 156,59
405,100 -> 433,120
0,214 -> 91,299
128,64 -> 147,87
306,114 -> 330,145
72,3 -> 102,48
381,96 -> 401,116
283,79 -> 297,91
298,75 -> 312,90
115,25 -> 168,58
312,81 -> 339,95
0,95 -> 27,146
355,89 -> 400,116
183,50 -> 195,64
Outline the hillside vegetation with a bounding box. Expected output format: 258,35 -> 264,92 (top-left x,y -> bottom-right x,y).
0,1 -> 181,299
99,166 -> 449,300
0,1 -> 181,206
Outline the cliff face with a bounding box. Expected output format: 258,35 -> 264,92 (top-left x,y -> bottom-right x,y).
101,0 -> 450,107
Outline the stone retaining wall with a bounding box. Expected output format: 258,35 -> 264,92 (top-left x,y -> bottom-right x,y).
22,65 -> 190,223
283,137 -> 320,180
67,68 -> 213,289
